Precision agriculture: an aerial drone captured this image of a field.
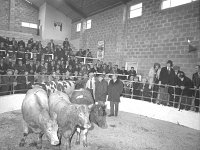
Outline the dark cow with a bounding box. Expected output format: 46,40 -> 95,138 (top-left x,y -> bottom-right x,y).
19,88 -> 59,149
70,88 -> 108,147
32,80 -> 75,97
48,91 -> 92,149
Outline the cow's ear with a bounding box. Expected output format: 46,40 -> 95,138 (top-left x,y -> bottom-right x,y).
52,112 -> 57,120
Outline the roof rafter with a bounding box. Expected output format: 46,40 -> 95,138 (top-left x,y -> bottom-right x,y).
64,0 -> 87,19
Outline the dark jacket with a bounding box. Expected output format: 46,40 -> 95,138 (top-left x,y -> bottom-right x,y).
159,67 -> 175,86
177,76 -> 193,96
95,79 -> 108,102
192,72 -> 200,88
107,79 -> 123,102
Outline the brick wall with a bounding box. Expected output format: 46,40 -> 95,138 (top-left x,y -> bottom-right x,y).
71,0 -> 200,78
0,0 -> 9,30
0,0 -> 39,34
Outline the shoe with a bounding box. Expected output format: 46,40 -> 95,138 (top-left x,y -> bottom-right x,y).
108,114 -> 114,117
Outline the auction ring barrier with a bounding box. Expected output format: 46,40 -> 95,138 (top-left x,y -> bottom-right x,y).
0,74 -> 199,113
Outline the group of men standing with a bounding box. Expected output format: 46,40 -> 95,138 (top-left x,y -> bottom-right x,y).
85,71 -> 123,117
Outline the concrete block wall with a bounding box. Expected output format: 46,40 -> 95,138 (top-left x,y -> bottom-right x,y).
0,0 -> 39,34
0,0 -> 10,31
71,0 -> 200,78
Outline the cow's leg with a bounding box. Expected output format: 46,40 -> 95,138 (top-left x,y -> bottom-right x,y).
75,128 -> 81,145
62,127 -> 77,150
19,121 -> 30,147
82,129 -> 89,147
36,132 -> 44,149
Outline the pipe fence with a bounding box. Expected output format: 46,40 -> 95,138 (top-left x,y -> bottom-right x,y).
0,74 -> 199,113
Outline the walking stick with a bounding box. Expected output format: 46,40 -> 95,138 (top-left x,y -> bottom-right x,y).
178,90 -> 183,111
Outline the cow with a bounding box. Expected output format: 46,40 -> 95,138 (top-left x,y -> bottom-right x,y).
48,91 -> 92,149
70,88 -> 108,147
32,80 -> 75,97
19,88 -> 59,149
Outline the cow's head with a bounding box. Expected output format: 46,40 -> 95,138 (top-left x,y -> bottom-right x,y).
39,112 -> 59,146
76,105 -> 92,129
89,103 -> 108,129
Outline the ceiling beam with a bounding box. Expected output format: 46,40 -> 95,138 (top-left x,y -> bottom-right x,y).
64,0 -> 87,19
87,1 -> 124,17
120,0 -> 132,4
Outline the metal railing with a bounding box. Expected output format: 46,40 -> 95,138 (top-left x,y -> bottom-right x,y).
122,80 -> 200,112
0,74 -> 199,113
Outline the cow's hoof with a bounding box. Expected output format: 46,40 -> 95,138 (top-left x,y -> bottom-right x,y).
83,142 -> 88,147
75,141 -> 80,145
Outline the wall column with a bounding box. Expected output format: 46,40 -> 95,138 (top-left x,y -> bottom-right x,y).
9,0 -> 15,31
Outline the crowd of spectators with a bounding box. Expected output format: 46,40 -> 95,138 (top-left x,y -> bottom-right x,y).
0,36 -> 199,112
0,36 -> 137,95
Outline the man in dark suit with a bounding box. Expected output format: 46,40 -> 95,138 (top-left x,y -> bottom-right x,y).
107,74 -> 123,117
159,60 -> 176,106
192,65 -> 200,112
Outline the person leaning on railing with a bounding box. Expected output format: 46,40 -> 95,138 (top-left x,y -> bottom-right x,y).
175,71 -> 194,110
192,65 -> 200,112
158,60 -> 175,106
0,69 -> 15,96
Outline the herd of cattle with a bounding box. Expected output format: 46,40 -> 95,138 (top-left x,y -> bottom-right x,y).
19,80 -> 108,149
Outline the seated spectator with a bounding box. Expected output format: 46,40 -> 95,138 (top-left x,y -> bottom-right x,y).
11,37 -> 18,50
18,40 -> 25,48
0,41 -> 6,49
66,64 -> 73,75
76,49 -> 84,57
55,45 -> 64,60
119,67 -> 128,80
16,60 -> 26,73
35,61 -> 42,73
128,67 -> 136,77
25,43 -> 32,52
7,58 -> 16,71
60,63 -> 67,75
27,38 -> 34,47
101,63 -> 109,74
0,57 -> 7,75
85,49 -> 92,57
0,69 -> 14,95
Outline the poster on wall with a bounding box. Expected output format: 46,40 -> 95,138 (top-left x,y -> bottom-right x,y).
54,22 -> 62,31
125,62 -> 138,72
97,40 -> 105,60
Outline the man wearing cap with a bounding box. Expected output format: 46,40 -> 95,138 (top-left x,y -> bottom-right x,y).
95,74 -> 108,104
107,74 -> 123,117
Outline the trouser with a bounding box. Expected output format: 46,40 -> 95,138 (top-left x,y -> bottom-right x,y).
110,101 -> 119,116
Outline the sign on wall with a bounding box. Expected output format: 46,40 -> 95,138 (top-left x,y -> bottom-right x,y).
97,40 -> 105,60
54,22 -> 62,31
125,61 -> 138,72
